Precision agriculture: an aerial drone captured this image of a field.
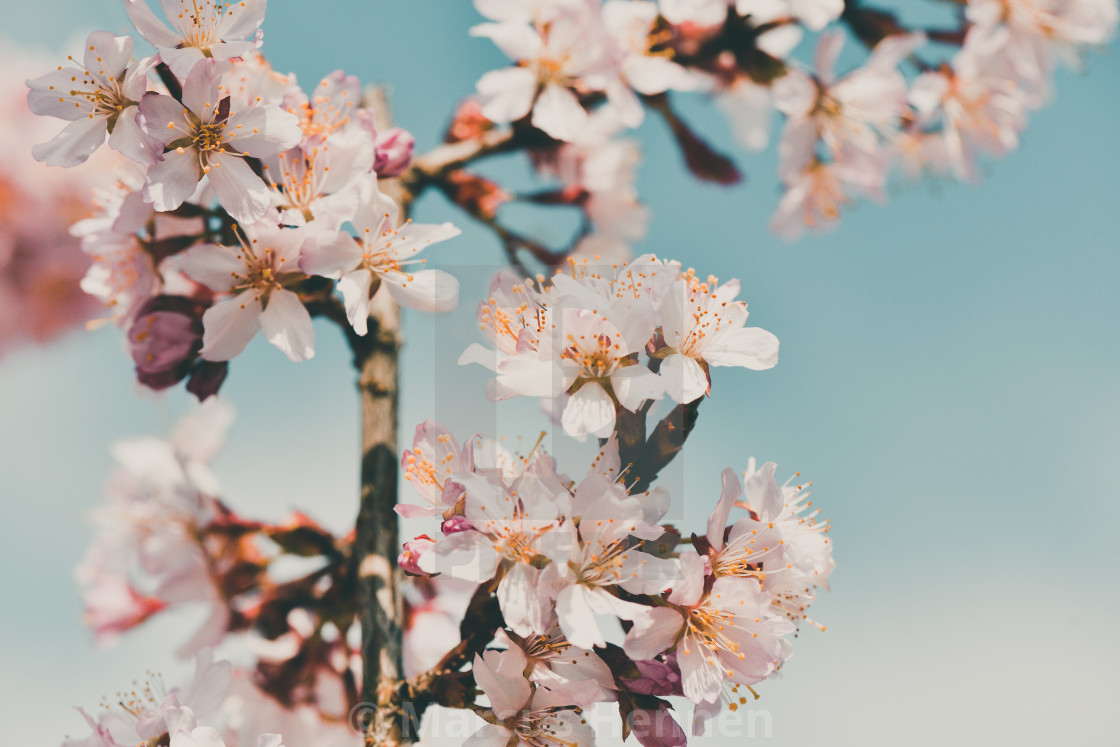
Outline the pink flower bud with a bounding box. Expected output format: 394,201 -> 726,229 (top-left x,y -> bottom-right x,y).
128,306 -> 202,390
399,535 -> 436,576
374,127 -> 415,177
441,515 -> 471,535
629,656 -> 683,697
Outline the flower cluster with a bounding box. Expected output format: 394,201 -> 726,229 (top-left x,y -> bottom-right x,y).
27,3 -> 460,395
461,254 -> 778,440
398,421 -> 833,744
466,0 -> 1118,239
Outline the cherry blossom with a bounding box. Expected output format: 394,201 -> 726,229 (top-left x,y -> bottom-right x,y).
625,555 -> 795,704
26,31 -> 157,166
964,0 -> 1118,102
77,400 -> 235,655
773,31 -> 922,162
472,0 -> 614,141
300,174 -> 461,328
62,651 -> 234,746
399,420 -> 473,518
125,0 -> 268,78
659,273 -> 778,404
469,647 -> 596,747
772,147 -> 886,238
178,221 -> 314,362
496,626 -> 616,709
419,467 -> 570,636
540,474 -> 675,648
138,58 -> 301,223
601,0 -> 696,126
910,52 -> 1028,182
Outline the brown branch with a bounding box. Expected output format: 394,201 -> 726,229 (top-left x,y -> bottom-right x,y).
354,290 -> 406,747
401,127 -> 519,192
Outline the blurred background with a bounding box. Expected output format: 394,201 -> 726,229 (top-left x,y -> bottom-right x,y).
1,1 -> 1118,744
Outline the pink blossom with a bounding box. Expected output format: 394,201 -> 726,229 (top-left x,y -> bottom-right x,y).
300,174 -> 461,325
399,420 -> 472,517
469,647 -> 596,747
540,474 -> 675,648
26,31 -> 157,166
910,53 -> 1028,182
373,127 -> 415,177
125,0 -> 268,78
399,535 -> 436,575
659,274 -> 778,404
964,0 -> 1118,102
177,222 -> 314,362
472,1 -> 615,141
624,554 -> 794,705
771,148 -> 887,239
419,468 -> 571,636
138,59 -> 301,223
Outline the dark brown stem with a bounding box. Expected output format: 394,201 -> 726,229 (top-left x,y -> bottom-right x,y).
353,290 -> 406,747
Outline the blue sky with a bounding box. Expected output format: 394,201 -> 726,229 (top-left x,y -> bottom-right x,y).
2,1 -> 1118,744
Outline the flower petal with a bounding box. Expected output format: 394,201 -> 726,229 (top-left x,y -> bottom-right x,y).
259,289 -> 315,362
200,291 -> 262,361
659,353 -> 708,404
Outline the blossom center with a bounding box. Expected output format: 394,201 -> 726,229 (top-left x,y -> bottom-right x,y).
193,121 -> 227,152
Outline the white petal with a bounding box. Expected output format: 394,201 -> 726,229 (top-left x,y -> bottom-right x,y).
381,269 -> 459,312
667,551 -> 705,607
177,243 -> 244,292
556,584 -> 606,650
418,531 -> 499,583
138,92 -> 194,147
259,289 -> 315,362
492,358 -> 564,400
561,383 -> 616,441
473,650 -> 530,720
299,234 -> 362,278
125,0 -> 181,48
226,105 -> 303,159
180,58 -> 228,117
220,0 -> 267,39
207,153 -> 271,224
624,55 -> 694,95
623,606 -> 683,661
531,83 -> 588,142
337,269 -> 374,336
497,562 -> 545,637
159,47 -> 207,80
476,67 -> 537,124
144,147 -> 202,212
704,327 -> 779,369
678,632 -> 723,703
659,353 -> 708,404
32,117 -> 107,167
470,22 -> 543,60
612,365 -> 664,411
705,468 -> 742,551
108,106 -> 160,164
200,291 -> 262,361
84,32 -> 134,85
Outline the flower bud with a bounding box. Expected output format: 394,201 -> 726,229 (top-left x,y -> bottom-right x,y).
374,127 -> 415,177
399,535 -> 436,575
128,305 -> 202,390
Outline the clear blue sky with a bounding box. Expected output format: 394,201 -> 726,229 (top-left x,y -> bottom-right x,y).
1,1 -> 1118,744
